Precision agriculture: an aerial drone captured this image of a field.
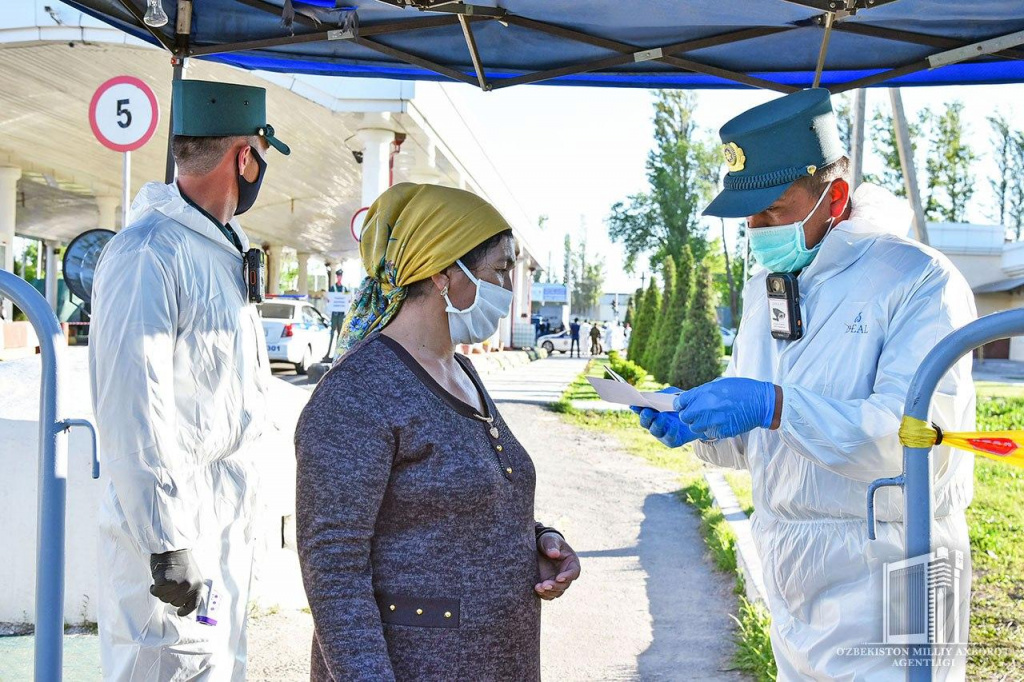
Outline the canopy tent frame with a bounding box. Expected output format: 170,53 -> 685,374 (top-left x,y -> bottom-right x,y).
77,0 -> 1024,96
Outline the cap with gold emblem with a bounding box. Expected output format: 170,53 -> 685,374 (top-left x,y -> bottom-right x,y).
171,79 -> 290,156
703,88 -> 844,218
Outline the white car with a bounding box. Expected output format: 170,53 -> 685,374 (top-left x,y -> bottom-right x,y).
537,329 -> 573,354
721,326 -> 737,348
257,299 -> 332,374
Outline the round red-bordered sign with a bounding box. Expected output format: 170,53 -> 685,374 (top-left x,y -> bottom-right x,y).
89,76 -> 159,153
350,206 -> 369,242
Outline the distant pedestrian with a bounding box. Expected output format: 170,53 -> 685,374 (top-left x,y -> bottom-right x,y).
569,317 -> 581,357
589,322 -> 603,355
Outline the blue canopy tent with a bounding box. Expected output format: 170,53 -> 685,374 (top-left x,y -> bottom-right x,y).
18,1 -> 1024,681
63,0 -> 1024,93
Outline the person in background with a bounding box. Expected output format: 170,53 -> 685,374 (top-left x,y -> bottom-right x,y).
294,183 -> 581,681
90,80 -> 290,680
325,267 -> 346,359
589,321 -> 603,356
635,88 -> 975,680
569,316 -> 582,358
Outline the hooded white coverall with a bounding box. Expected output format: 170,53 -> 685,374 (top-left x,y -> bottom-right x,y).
89,182 -> 270,681
696,185 -> 976,680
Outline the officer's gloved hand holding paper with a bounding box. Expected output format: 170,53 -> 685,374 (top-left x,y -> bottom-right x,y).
586,367 -> 680,412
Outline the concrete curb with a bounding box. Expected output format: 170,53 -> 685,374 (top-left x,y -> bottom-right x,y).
703,470 -> 768,606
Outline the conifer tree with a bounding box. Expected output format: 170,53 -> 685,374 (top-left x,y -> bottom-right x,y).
644,256 -> 675,374
628,278 -> 660,367
654,245 -> 693,383
673,265 -> 723,390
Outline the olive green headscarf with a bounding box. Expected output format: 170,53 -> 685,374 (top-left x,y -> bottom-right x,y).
337,183 -> 512,352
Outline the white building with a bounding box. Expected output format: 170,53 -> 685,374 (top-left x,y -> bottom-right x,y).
929,222 -> 1024,360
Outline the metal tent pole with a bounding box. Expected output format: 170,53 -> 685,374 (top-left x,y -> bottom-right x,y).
889,88 -> 929,246
164,1 -> 193,184
868,308 -> 1024,681
851,88 -> 866,189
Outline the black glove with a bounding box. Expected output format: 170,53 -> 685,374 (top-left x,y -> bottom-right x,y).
150,549 -> 205,617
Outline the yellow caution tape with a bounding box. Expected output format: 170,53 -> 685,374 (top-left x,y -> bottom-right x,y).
899,415 -> 1024,468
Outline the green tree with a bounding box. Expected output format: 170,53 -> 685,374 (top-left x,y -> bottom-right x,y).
863,107 -> 919,197
988,113 -> 1024,238
13,240 -> 40,282
624,287 -> 641,327
834,93 -> 853,153
569,232 -> 605,316
628,277 -> 660,367
923,102 -> 977,222
607,91 -> 718,272
654,245 -> 693,383
672,265 -> 722,390
644,255 -> 675,374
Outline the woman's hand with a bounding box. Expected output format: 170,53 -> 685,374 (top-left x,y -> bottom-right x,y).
535,532 -> 581,600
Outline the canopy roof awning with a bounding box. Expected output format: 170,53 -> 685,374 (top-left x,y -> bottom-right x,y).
974,277 -> 1024,295
63,0 -> 1024,93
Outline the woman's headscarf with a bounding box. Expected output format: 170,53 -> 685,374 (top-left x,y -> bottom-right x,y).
337,183 -> 512,352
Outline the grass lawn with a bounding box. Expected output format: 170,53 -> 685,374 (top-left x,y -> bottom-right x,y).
975,381 -> 1024,399
553,364 -> 1024,681
966,396 -> 1024,679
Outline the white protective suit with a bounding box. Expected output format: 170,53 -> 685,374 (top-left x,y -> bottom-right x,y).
89,181 -> 270,681
696,184 -> 976,680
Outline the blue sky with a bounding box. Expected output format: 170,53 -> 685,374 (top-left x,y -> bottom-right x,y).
440,82 -> 1024,293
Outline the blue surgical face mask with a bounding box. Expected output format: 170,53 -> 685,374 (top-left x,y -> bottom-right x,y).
748,181 -> 835,273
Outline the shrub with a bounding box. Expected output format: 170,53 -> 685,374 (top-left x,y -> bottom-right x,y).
672,265 -> 723,389
628,277 -> 661,363
608,352 -> 646,386
644,256 -> 676,375
654,245 -> 693,384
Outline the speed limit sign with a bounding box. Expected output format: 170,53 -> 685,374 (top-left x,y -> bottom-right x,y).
89,76 -> 159,152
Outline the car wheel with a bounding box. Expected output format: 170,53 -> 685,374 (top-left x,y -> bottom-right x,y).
542,341 -> 554,353
296,345 -> 313,375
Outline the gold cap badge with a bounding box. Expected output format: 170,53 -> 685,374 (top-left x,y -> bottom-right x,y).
723,142 -> 746,172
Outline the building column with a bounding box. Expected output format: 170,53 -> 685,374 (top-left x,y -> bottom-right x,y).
266,244 -> 284,295
408,139 -> 442,185
0,166 -> 22,321
44,241 -> 58,312
356,124 -> 394,208
95,195 -> 120,231
296,252 -> 311,296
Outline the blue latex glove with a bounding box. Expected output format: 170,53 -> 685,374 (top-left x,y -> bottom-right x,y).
674,378 -> 777,440
631,388 -> 697,448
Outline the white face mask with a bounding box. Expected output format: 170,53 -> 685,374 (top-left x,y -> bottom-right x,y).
442,260 -> 514,345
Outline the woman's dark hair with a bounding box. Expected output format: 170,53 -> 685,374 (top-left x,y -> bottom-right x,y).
406,228 -> 515,299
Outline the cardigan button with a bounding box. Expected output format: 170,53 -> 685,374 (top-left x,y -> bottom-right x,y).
416,608 -> 423,615
444,611 -> 452,619
496,445 -> 504,452
506,467 -> 513,474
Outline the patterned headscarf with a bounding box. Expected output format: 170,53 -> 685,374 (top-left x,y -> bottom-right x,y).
337,183 -> 512,353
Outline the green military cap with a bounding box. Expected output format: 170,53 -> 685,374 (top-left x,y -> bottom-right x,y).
172,79 -> 290,155
704,88 -> 845,218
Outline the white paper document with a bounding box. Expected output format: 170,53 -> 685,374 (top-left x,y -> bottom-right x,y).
585,376 -> 679,412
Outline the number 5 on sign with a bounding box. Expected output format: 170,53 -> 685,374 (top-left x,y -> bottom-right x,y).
89,76 -> 159,230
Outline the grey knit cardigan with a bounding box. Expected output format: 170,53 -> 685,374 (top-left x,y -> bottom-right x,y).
294,333 -> 554,681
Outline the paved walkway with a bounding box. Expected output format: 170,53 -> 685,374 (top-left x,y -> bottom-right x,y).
490,363 -> 742,680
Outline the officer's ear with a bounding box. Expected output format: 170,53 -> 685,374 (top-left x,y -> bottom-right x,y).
829,179 -> 851,218
235,144 -> 249,176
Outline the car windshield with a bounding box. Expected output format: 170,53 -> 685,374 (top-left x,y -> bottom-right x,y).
258,303 -> 294,320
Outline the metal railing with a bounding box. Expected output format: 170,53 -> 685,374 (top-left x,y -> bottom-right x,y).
867,307 -> 1024,681
0,270 -> 99,681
